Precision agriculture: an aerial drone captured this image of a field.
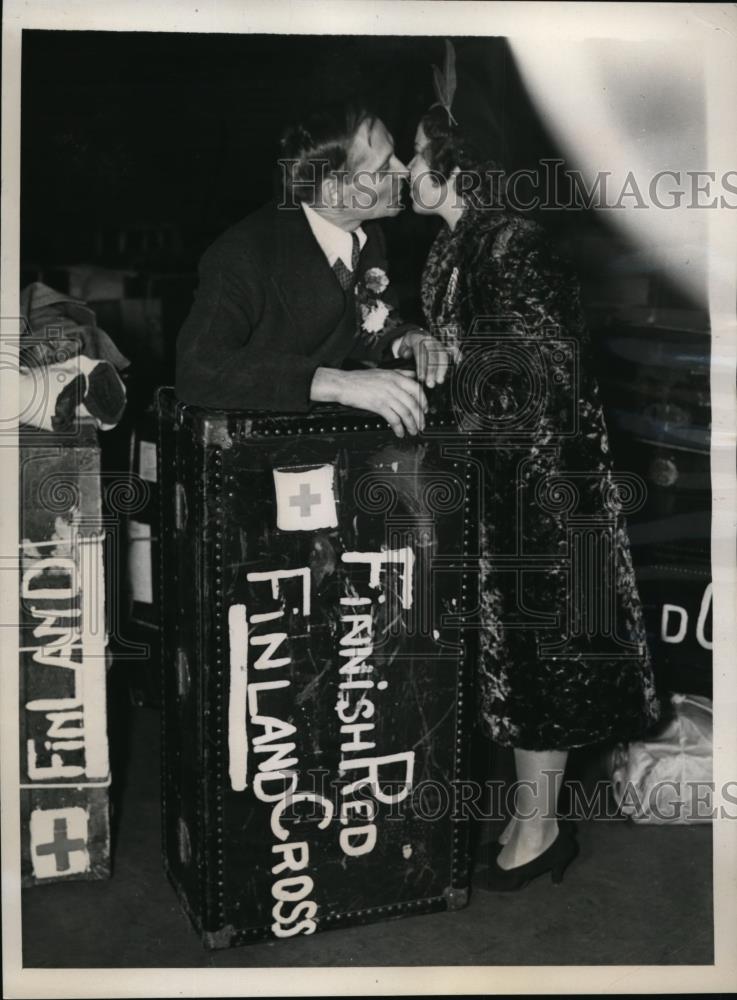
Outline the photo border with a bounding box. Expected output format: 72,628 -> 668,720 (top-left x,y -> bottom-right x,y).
2,1 -> 736,996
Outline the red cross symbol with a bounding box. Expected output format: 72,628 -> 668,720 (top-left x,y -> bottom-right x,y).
35,817 -> 86,872
289,482 -> 322,518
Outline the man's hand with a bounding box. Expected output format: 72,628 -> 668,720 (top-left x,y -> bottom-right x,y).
311,367 -> 428,438
393,330 -> 451,388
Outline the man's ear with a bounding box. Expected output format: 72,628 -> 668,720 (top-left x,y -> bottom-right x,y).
321,173 -> 340,210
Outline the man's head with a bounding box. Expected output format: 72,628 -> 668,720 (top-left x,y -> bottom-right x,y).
279,102 -> 409,226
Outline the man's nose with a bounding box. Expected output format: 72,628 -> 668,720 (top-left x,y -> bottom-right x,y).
391,154 -> 410,178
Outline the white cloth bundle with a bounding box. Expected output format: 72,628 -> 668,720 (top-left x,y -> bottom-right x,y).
19,354 -> 126,432
608,694 -> 713,824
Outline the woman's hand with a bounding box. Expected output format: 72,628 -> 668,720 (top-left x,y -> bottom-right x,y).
394,329 -> 451,388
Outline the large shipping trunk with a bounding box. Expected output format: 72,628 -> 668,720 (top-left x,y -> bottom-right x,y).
157,386 -> 479,949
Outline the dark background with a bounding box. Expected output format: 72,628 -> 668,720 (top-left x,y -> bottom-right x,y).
20,28 -> 711,695
21,33 -> 547,267
21,31 -> 703,371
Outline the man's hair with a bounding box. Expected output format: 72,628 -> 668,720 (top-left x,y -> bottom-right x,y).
279,101 -> 375,205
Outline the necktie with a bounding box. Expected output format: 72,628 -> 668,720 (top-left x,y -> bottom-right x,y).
332,232 -> 361,291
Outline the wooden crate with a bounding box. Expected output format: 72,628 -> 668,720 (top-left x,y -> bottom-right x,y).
19,419 -> 111,885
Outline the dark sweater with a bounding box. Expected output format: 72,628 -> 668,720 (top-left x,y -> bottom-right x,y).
175,201 -> 404,412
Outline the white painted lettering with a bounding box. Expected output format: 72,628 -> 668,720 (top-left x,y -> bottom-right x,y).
339,824 -> 377,857
696,583 -> 712,650
340,722 -> 376,754
271,900 -> 317,937
271,841 -> 310,876
21,558 -> 78,600
336,694 -> 375,725
253,769 -> 299,804
272,875 -> 313,902
250,632 -> 290,670
27,740 -> 84,780
341,548 -> 415,608
271,792 -> 334,842
340,751 -> 416,805
247,567 -> 311,617
662,604 -> 688,643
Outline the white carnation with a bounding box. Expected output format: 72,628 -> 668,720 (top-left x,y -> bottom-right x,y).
362,301 -> 390,334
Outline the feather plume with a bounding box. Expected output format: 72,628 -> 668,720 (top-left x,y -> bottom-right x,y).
430,39 -> 458,125
445,38 -> 456,104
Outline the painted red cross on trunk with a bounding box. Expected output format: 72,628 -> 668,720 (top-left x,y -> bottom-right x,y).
36,817 -> 86,872
289,482 -> 322,518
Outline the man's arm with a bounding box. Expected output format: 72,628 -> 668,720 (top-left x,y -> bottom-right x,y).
310,365 -> 428,438
176,251 -> 427,434
176,251 -> 318,413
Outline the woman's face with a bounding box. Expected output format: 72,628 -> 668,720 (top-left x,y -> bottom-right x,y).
409,123 -> 447,216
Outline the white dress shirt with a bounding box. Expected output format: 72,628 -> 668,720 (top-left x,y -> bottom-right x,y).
301,202 -> 403,357
301,202 -> 367,271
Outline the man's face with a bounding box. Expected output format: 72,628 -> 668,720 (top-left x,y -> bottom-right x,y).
339,117 -> 409,220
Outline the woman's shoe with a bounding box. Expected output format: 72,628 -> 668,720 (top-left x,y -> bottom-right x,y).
557,817 -> 578,837
488,840 -> 503,859
494,816 -> 578,848
486,827 -> 579,892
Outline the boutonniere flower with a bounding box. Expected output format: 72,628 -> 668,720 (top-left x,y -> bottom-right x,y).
360,300 -> 390,334
363,267 -> 390,295
354,266 -> 401,344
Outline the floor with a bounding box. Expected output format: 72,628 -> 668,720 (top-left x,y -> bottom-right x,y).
22,696 -> 713,968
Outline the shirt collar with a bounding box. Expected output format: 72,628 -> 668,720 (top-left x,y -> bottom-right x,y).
301,202 -> 367,271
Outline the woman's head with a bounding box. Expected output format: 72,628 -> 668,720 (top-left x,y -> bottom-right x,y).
409,105 -> 502,218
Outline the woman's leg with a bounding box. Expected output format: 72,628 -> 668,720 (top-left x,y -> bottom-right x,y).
497,814 -> 517,845
496,748 -> 569,870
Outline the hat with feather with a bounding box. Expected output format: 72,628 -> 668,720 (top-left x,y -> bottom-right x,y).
428,38 -> 506,164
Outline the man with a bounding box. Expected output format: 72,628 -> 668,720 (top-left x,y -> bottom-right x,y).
175,103 -> 449,438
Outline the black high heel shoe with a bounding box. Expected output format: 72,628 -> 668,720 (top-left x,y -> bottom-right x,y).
486,826 -> 579,891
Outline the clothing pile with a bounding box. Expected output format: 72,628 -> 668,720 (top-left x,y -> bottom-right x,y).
608,693 -> 713,824
19,282 -> 129,432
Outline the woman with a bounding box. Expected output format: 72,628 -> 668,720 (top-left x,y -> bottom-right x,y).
408,76 -> 661,890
